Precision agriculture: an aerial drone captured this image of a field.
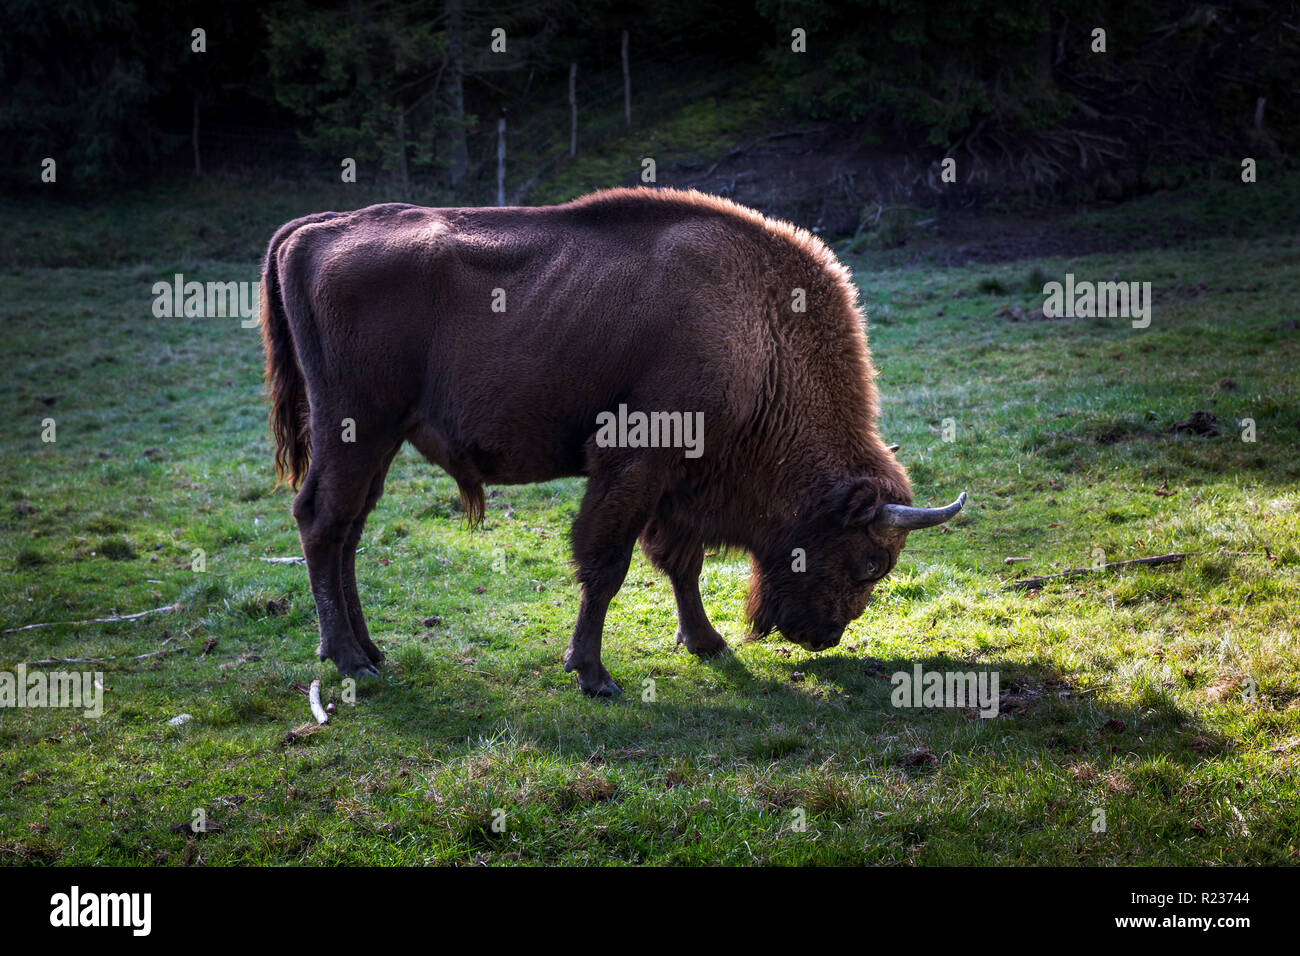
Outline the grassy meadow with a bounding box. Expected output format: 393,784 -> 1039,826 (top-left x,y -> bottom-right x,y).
0,173 -> 1297,865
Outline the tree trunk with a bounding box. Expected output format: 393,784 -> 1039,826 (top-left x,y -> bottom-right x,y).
446,0 -> 469,188
192,95 -> 202,177
1034,8 -> 1054,86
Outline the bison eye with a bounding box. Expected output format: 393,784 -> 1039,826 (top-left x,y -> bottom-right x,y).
855,559 -> 879,583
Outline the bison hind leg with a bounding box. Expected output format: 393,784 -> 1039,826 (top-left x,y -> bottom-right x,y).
341,444 -> 401,666
294,432 -> 400,679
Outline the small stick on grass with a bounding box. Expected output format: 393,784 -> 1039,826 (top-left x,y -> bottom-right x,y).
1004,552 -> 1189,591
4,602 -> 183,634
308,679 -> 330,725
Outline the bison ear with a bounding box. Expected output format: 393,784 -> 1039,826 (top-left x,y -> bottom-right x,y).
828,476 -> 880,528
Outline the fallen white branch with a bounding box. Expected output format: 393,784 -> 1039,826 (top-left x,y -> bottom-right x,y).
261,549 -> 362,566
1004,553 -> 1187,591
4,602 -> 183,634
308,679 -> 330,725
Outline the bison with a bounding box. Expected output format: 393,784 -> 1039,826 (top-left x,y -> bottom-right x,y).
260,188 -> 965,696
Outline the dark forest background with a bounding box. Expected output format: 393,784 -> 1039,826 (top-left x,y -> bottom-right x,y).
2,0 -> 1297,224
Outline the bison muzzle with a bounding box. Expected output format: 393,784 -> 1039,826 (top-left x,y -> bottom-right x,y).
260,187 -> 966,696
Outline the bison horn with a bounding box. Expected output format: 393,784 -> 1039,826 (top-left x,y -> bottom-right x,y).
873,491 -> 967,532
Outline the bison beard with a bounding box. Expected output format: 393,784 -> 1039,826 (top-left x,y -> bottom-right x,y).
260,188 -> 966,696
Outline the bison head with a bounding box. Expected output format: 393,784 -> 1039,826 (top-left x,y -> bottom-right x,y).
747,477 -> 967,651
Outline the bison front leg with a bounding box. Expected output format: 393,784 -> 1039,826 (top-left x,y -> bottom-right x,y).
564,456 -> 664,697
669,565 -> 730,657
640,521 -> 730,658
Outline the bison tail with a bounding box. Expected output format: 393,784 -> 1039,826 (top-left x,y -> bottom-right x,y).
260,249 -> 311,491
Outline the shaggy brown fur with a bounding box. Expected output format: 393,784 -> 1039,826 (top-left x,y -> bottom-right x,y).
262,187 -> 928,695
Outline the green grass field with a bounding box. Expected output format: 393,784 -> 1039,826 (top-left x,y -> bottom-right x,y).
1,174 -> 1297,865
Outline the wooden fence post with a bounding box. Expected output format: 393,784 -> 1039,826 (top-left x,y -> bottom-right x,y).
622,31 -> 631,126
397,107 -> 409,198
569,62 -> 578,158
497,113 -> 506,206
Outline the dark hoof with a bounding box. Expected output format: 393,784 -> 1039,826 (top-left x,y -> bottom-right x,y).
580,672 -> 623,697
330,649 -> 381,680
563,649 -> 622,697
676,627 -> 731,659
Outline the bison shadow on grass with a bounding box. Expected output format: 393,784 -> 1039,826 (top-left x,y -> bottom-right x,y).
356,639 -> 1226,776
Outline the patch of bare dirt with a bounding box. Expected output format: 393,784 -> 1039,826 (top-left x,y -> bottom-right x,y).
655,120 -> 1278,266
